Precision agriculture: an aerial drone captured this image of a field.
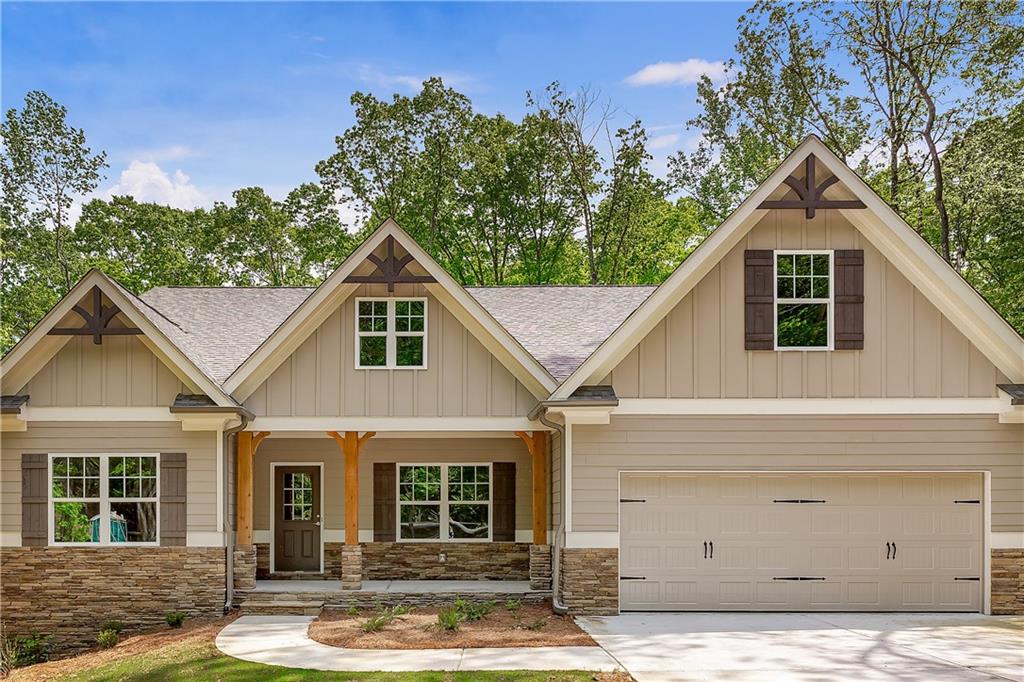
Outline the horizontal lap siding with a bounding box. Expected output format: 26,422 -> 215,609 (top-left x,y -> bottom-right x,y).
1,422 -> 219,536
606,212 -> 1009,399
244,283 -> 536,418
252,437 -> 535,535
571,415 -> 1024,533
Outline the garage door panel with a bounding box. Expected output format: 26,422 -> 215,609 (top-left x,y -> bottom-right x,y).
620,472 -> 982,612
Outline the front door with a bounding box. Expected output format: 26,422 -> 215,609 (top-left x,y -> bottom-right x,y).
274,466 -> 321,572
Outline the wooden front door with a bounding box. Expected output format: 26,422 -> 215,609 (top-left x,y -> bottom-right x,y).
274,466 -> 321,572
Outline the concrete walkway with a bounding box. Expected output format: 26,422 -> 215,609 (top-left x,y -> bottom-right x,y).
577,612 -> 1024,682
215,615 -> 620,673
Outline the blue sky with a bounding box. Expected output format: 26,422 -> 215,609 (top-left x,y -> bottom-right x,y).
2,2 -> 745,210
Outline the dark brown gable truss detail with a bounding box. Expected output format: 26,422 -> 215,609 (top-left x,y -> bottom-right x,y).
47,286 -> 142,344
758,155 -> 866,219
343,235 -> 437,293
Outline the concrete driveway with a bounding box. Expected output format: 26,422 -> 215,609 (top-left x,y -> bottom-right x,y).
577,612 -> 1024,682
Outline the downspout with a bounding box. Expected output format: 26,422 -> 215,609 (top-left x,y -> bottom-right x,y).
536,408 -> 569,615
223,413 -> 250,613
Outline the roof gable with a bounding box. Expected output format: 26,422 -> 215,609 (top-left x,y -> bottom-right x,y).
1,270 -> 239,407
222,218 -> 558,400
550,135 -> 1024,399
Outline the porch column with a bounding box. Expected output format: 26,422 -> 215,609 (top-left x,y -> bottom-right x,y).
234,430 -> 269,591
328,430 -> 375,589
517,430 -> 551,590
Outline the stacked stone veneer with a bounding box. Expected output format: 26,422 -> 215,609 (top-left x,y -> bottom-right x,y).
559,547 -> 618,615
0,547 -> 225,653
362,542 -> 530,580
529,544 -> 552,590
341,544 -> 362,589
992,549 -> 1024,614
232,545 -> 256,591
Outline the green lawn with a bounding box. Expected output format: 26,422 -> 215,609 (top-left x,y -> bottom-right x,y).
56,637 -> 607,682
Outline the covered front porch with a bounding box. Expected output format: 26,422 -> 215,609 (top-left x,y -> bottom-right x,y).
232,425 -> 553,599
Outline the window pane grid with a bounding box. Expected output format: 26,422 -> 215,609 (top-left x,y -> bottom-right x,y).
282,472 -> 313,521
356,298 -> 426,369
398,464 -> 490,541
775,252 -> 831,349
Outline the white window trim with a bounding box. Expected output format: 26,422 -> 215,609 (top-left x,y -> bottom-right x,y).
354,297 -> 428,369
773,249 -> 834,351
48,452 -> 160,547
395,462 -> 492,543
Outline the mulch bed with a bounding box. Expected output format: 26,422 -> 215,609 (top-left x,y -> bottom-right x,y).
308,600 -> 596,650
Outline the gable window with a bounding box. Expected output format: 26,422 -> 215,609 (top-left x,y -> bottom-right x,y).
50,454 -> 158,545
774,251 -> 832,350
397,464 -> 490,542
356,298 -> 427,369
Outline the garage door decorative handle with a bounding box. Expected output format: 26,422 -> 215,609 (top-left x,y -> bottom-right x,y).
772,576 -> 826,581
620,576 -> 646,580
772,499 -> 827,504
954,577 -> 980,581
620,498 -> 646,503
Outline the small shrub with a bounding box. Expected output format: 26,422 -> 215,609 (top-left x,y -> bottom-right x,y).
360,605 -> 410,633
0,632 -> 51,673
436,606 -> 463,631
454,599 -> 494,622
346,606 -> 359,616
165,611 -> 186,628
101,621 -> 125,634
504,599 -> 521,613
527,617 -> 547,631
96,629 -> 118,649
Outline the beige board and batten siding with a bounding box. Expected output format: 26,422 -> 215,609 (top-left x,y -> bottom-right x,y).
570,415 -> 1024,533
1,422 -> 219,538
244,284 -> 536,418
19,336 -> 188,406
602,211 -> 1009,399
252,436 -> 535,535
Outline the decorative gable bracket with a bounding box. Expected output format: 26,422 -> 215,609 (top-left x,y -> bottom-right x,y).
758,154 -> 866,219
47,286 -> 142,344
343,235 -> 436,293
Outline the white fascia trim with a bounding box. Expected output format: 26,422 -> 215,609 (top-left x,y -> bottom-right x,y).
0,531 -> 21,547
248,416 -> 550,432
186,531 -> 226,547
22,406 -> 177,421
225,218 -> 557,400
613,398 -> 1007,416
548,406 -> 614,425
991,532 -> 1024,549
565,531 -> 619,549
999,406 -> 1024,424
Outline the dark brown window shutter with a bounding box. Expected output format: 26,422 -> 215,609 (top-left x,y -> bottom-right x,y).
834,249 -> 865,350
373,463 -> 396,542
159,453 -> 187,546
492,462 -> 516,542
744,250 -> 775,350
21,454 -> 47,547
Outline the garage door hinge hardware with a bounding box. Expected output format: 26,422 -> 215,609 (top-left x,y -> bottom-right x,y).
772,499 -> 827,504
772,576 -> 827,581
619,498 -> 646,503
953,500 -> 980,504
620,576 -> 646,580
954,577 -> 980,581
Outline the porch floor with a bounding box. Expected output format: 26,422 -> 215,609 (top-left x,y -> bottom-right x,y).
252,579 -> 537,594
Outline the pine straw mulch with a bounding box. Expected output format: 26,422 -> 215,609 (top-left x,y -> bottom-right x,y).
6,614 -> 237,681
308,601 -> 596,650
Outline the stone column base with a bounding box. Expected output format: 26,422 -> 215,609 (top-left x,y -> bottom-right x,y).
559,547 -> 618,615
341,544 -> 363,590
992,548 -> 1024,614
233,545 -> 257,591
529,544 -> 552,590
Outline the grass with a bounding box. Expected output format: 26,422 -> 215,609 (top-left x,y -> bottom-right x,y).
10,617 -> 625,682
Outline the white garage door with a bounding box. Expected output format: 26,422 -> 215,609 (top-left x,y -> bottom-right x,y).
619,473 -> 983,612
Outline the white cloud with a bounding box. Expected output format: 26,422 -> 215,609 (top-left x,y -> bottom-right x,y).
648,133 -> 681,150
626,58 -> 727,87
356,64 -> 477,92
104,160 -> 205,209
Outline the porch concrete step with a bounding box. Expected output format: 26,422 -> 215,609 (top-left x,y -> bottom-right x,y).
238,599 -> 324,616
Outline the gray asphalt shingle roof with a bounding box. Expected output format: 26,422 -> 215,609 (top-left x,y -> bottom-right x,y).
135,284 -> 655,386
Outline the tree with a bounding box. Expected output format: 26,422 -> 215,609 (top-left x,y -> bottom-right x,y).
212,187 -> 308,286
74,197 -> 223,292
284,182 -> 355,281
1,91 -> 107,349
823,0 -> 1024,262
669,1 -> 866,228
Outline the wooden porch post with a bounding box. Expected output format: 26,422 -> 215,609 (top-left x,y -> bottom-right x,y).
235,430 -> 270,545
516,431 -> 548,545
328,431 -> 376,545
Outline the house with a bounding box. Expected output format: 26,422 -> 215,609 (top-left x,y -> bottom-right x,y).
2,136 -> 1022,650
